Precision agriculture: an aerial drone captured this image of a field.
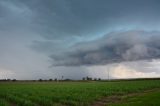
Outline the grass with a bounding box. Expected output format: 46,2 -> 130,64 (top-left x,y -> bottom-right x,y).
109,90 -> 160,106
0,99 -> 9,106
0,80 -> 160,106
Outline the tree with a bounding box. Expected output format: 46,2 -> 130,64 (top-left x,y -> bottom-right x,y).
86,76 -> 92,81
12,79 -> 16,82
54,78 -> 57,81
94,78 -> 97,81
7,79 -> 11,81
82,77 -> 85,80
49,79 -> 53,81
39,79 -> 43,82
86,76 -> 89,80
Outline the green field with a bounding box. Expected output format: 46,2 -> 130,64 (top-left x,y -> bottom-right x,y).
109,90 -> 160,106
0,80 -> 160,106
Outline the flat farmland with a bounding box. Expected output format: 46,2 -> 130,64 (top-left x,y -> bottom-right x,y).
0,80 -> 160,106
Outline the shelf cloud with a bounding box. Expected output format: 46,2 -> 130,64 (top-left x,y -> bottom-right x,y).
50,30 -> 160,66
0,0 -> 160,79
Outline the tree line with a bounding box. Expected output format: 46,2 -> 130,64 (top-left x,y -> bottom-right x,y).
0,76 -> 102,82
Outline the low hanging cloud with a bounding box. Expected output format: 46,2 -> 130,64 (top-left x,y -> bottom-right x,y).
50,30 -> 160,66
111,63 -> 160,79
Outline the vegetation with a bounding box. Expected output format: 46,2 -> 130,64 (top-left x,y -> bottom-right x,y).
0,80 -> 160,106
109,90 -> 160,106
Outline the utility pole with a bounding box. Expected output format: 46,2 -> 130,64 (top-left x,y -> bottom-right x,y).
108,67 -> 110,81
61,76 -> 64,81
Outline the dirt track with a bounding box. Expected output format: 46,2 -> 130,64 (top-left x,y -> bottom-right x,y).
92,88 -> 160,106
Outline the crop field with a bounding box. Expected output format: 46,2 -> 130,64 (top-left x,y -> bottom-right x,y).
0,80 -> 160,106
109,90 -> 160,106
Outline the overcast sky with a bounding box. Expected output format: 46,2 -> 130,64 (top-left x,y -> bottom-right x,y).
0,0 -> 160,80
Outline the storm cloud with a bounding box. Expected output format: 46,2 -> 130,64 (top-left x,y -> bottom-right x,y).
0,0 -> 160,79
50,30 -> 160,66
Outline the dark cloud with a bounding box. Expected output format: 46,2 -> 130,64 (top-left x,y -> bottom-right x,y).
30,0 -> 160,39
1,0 -> 160,39
0,0 -> 160,79
50,30 -> 160,66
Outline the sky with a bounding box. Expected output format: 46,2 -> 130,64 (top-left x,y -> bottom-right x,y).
0,0 -> 160,80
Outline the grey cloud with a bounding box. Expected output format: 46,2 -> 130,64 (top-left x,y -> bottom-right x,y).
31,0 -> 160,39
1,0 -> 160,79
122,59 -> 160,74
0,0 -> 33,31
50,30 -> 160,66
2,0 -> 160,40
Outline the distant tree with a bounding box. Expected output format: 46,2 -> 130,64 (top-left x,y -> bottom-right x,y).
0,79 -> 6,81
12,79 -> 16,82
49,79 -> 53,81
86,76 -> 92,81
82,77 -> 85,80
90,77 -> 92,80
86,76 -> 89,80
54,78 -> 57,81
94,78 -> 97,81
39,79 -> 43,82
64,79 -> 71,81
98,78 -> 101,81
7,79 -> 11,81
